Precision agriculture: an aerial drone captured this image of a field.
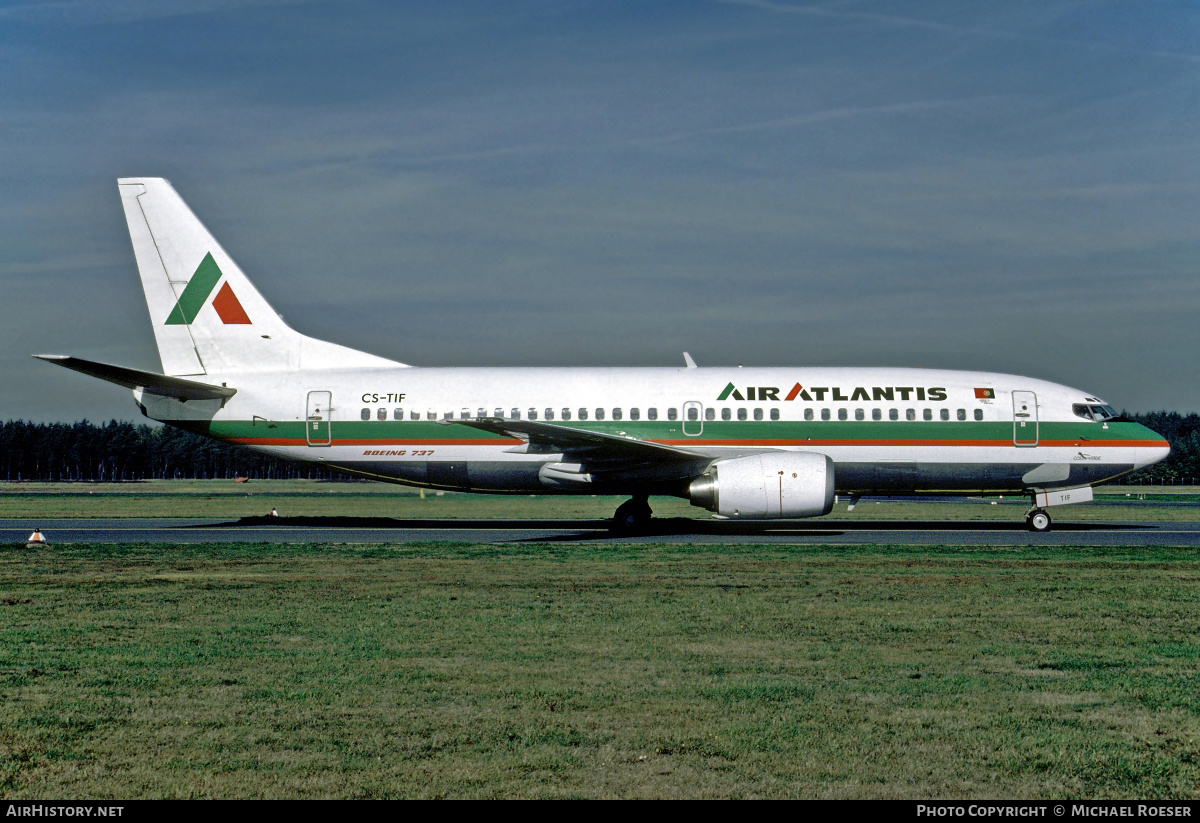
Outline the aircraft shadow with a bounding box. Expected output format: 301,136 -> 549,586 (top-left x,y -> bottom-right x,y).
189,515 -> 1149,539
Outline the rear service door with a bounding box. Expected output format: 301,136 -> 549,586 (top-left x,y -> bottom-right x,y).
306,391 -> 332,446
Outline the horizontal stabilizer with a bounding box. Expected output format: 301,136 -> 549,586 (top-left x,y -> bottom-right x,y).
33,355 -> 237,402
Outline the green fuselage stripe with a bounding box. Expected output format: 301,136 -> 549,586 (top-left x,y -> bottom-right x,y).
182,419 -> 1166,448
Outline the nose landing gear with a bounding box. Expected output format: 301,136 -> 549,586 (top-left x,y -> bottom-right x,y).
1025,507 -> 1051,532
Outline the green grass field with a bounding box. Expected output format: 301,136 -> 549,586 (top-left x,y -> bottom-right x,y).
2,482 -> 1198,798
3,540 -> 1200,799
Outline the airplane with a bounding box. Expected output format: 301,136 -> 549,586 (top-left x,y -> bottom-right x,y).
36,178 -> 1170,532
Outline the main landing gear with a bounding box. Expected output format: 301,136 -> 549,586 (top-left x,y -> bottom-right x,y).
1025,507 -> 1052,533
612,496 -> 653,532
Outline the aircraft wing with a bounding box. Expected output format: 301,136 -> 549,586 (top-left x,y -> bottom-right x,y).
34,355 -> 237,402
444,417 -> 710,480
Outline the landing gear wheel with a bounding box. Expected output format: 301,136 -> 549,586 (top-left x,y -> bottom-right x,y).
612,497 -> 653,532
1026,509 -> 1051,532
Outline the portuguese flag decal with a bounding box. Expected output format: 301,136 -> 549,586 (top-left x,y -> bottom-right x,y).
165,253 -> 251,325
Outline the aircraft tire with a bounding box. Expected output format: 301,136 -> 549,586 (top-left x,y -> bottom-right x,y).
612,497 -> 653,532
1027,510 -> 1052,532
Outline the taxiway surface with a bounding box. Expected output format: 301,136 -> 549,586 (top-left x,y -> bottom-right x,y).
4,518 -> 1198,546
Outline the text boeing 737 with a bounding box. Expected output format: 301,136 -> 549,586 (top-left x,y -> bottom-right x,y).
36,178 -> 1169,531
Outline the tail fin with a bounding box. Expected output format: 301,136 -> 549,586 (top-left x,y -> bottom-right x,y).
118,178 -> 404,376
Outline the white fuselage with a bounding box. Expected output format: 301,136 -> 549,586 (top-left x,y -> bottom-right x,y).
137,365 -> 1169,496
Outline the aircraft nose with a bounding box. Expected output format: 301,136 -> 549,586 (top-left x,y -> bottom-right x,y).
1132,424 -> 1170,471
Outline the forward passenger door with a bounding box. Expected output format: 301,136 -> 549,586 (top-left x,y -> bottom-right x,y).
1012,391 -> 1038,447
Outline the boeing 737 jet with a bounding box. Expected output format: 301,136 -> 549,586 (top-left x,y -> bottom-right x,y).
36,178 -> 1169,531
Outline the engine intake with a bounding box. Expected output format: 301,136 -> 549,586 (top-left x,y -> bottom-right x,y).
688,452 -> 835,519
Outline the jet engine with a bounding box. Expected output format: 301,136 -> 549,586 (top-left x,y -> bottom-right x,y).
688,452 -> 835,519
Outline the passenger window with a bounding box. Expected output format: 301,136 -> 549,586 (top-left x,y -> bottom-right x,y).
855,408 -> 864,421
705,407 -> 715,421
872,409 -> 881,421
770,408 -> 779,421
361,408 -> 370,421
578,408 -> 588,420
737,408 -> 748,421
648,408 -> 658,420
667,408 -> 677,421
822,409 -> 831,421
545,408 -> 554,420
630,408 -> 640,420
478,408 -> 487,419
940,409 -> 949,421
687,407 -> 698,420
889,409 -> 898,421
753,408 -> 763,421
974,409 -> 983,421
595,408 -> 605,420
411,410 -> 421,421
957,409 -> 966,421
923,409 -> 932,421
561,408 -> 571,420
613,408 -> 623,421
838,409 -> 847,421
377,408 -> 387,421
461,408 -> 470,419
804,408 -> 814,421
510,408 -> 520,420
906,409 -> 915,421
427,410 -> 436,420
722,408 -> 731,421
528,408 -> 538,420
445,411 -> 454,420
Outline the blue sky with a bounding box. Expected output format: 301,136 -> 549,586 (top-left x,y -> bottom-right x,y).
3,0 -> 1198,422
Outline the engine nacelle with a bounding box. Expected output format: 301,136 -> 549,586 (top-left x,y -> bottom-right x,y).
688,452 -> 835,519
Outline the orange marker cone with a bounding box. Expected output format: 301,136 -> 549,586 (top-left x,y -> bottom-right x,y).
26,528 -> 48,549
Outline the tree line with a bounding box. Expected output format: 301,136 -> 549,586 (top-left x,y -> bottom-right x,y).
0,413 -> 1197,483
1121,411 -> 1200,483
0,420 -> 352,481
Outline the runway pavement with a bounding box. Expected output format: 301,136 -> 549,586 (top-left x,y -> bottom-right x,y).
4,517 -> 1199,546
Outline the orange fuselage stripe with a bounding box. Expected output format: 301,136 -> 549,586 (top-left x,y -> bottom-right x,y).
229,437 -> 1167,449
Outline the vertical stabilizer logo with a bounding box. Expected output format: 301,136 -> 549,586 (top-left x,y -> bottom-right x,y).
165,252 -> 251,325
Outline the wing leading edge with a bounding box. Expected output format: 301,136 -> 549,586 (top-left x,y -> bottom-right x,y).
444,417 -> 712,484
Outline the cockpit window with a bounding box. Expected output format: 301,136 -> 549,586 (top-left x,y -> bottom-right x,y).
1073,403 -> 1118,422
